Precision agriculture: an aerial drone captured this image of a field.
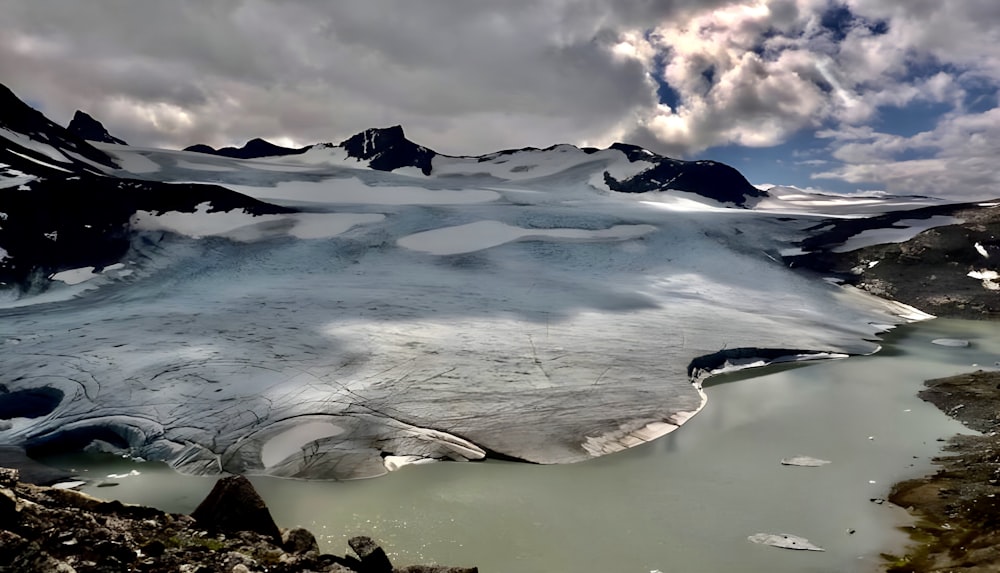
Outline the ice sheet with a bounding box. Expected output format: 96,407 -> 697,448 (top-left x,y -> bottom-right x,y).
0,145 -> 936,480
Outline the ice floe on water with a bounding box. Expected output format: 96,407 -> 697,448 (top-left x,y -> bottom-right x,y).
931,338 -> 971,347
748,533 -> 825,551
780,456 -> 832,467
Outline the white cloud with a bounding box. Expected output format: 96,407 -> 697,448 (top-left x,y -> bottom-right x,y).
0,1 -> 998,198
815,107 -> 1000,199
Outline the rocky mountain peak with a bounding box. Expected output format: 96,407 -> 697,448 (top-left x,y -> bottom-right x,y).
340,125 -> 436,175
67,110 -> 127,145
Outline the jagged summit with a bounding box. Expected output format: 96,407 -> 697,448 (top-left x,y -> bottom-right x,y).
183,137 -> 309,159
67,110 -> 127,145
339,125 -> 436,175
0,83 -> 119,173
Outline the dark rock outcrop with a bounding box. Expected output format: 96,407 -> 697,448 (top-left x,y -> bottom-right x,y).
192,475 -> 283,543
0,174 -> 295,287
603,143 -> 766,207
339,126 -> 437,175
67,110 -> 127,145
787,201 -> 1000,318
348,536 -> 394,573
0,468 -> 479,573
283,527 -> 320,555
183,138 -> 309,159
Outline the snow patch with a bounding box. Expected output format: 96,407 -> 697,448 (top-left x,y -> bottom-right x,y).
175,159 -> 237,172
832,216 -> 962,253
227,178 -> 500,206
968,269 -> 1000,290
8,149 -> 72,173
0,127 -> 71,163
50,267 -> 99,285
397,220 -> 656,255
133,202 -> 384,242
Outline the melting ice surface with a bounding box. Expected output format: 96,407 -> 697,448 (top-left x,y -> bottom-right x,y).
50,319 -> 995,573
1,146 -> 937,479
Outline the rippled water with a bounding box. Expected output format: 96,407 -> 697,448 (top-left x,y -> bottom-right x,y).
48,318 -> 1000,573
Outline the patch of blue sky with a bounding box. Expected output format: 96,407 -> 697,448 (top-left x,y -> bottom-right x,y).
700,132 -> 856,193
651,51 -> 681,110
874,101 -> 951,137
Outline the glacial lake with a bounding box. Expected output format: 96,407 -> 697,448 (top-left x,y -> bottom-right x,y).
44,318 -> 999,573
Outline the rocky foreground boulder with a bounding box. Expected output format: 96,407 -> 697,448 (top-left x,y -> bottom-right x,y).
0,469 -> 477,573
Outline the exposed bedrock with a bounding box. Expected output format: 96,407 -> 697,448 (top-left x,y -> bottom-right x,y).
788,201 -> 1000,318
686,347 -> 839,381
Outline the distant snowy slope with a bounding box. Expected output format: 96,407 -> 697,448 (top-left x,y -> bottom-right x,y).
172,123 -> 766,206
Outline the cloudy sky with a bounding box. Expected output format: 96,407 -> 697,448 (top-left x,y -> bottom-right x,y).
2,0 -> 998,198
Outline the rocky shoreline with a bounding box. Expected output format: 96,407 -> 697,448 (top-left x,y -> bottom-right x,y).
883,370 -> 1000,572
0,469 -> 477,573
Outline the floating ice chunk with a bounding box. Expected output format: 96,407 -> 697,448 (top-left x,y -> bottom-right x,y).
748,533 -> 824,551
383,455 -> 437,472
50,481 -> 86,490
931,338 -> 970,347
106,469 -> 141,479
976,242 -> 990,258
780,456 -> 831,467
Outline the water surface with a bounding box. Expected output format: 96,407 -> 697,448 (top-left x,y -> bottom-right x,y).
52,318 -> 999,572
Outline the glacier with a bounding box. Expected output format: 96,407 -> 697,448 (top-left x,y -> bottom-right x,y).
0,141 -> 940,480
